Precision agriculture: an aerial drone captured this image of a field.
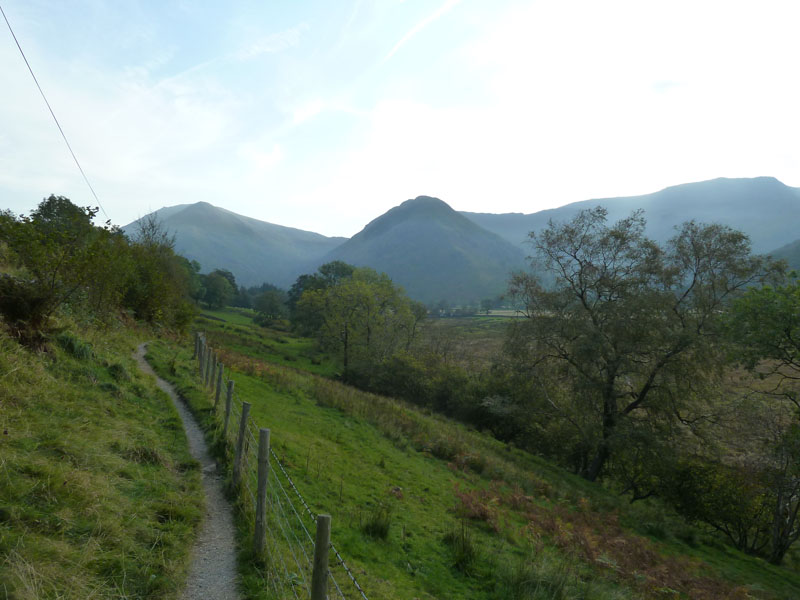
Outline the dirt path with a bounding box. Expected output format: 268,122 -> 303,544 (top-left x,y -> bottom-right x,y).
134,343 -> 240,600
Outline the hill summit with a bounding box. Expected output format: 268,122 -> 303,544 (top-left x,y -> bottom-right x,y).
123,203 -> 345,288
321,196 -> 526,304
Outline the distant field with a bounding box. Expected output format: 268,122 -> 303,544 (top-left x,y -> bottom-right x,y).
197,309 -> 515,373
481,309 -> 524,318
418,316 -> 511,368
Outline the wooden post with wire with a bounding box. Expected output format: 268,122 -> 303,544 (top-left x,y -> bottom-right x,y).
311,514 -> 331,600
223,380 -> 234,439
198,339 -> 205,378
254,427 -> 271,555
210,357 -> 217,394
205,350 -> 213,386
215,364 -> 223,408
232,402 -> 251,488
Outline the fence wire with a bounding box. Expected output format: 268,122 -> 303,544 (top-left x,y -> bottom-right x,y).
195,334 -> 369,600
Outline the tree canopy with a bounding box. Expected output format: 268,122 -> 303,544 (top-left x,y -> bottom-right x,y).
507,207 -> 771,481
0,196 -> 197,343
253,289 -> 287,326
725,278 -> 800,563
292,262 -> 425,379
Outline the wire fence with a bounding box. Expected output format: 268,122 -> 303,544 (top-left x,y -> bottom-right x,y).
194,332 -> 369,600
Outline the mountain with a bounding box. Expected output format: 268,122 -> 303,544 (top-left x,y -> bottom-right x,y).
125,177 -> 800,302
769,238 -> 800,271
320,196 -> 526,304
123,202 -> 346,288
463,177 -> 800,255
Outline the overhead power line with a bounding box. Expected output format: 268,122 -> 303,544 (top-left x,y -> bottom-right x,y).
0,2 -> 109,221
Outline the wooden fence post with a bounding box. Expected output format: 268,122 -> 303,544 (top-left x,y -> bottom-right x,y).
311,514 -> 331,600
192,332 -> 198,359
232,402 -> 251,487
254,428 -> 271,555
198,339 -> 205,378
205,350 -> 213,386
210,357 -> 217,394
215,364 -> 223,408
223,380 -> 234,439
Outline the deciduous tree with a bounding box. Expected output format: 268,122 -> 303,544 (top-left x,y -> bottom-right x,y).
727,279 -> 800,564
507,207 -> 769,481
253,290 -> 287,326
296,267 -> 422,379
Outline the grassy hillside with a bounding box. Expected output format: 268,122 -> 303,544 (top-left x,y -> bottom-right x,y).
0,322 -> 203,599
151,308 -> 800,599
197,307 -> 336,376
7,302 -> 798,599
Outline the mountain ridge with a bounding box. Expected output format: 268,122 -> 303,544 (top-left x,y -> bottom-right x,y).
462,176 -> 800,253
124,176 -> 800,302
123,202 -> 346,288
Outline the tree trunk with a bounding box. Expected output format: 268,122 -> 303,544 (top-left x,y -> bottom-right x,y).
585,390 -> 618,482
768,544 -> 788,565
585,444 -> 609,482
342,324 -> 349,379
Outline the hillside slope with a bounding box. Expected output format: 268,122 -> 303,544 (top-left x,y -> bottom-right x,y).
463,177 -> 800,254
123,202 -> 346,288
171,308 -> 800,600
0,326 -> 203,599
769,237 -> 800,271
320,196 -> 526,304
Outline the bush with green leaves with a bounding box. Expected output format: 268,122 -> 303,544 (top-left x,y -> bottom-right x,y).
0,196 -> 197,342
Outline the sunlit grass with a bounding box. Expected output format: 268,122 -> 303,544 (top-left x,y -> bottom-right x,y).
0,323 -> 203,599
196,307 -> 336,377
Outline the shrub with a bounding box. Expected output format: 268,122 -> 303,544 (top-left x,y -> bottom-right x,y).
454,485 -> 499,530
56,332 -> 93,359
493,553 -> 574,600
107,362 -> 130,381
443,521 -> 479,575
361,502 -> 392,540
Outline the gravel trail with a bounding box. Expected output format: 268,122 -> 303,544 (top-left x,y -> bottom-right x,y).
135,343 -> 241,600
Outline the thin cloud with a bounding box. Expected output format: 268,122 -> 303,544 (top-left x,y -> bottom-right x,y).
237,23 -> 308,60
382,0 -> 463,63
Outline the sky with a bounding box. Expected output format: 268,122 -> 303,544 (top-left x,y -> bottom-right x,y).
2,0 -> 800,238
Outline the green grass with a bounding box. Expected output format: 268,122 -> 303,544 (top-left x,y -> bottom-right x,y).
0,322 -> 203,599
201,306 -> 259,327
144,316 -> 800,600
196,307 -> 336,377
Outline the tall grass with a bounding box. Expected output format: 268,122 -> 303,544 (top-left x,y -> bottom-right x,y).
443,521 -> 480,575
0,323 -> 203,599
